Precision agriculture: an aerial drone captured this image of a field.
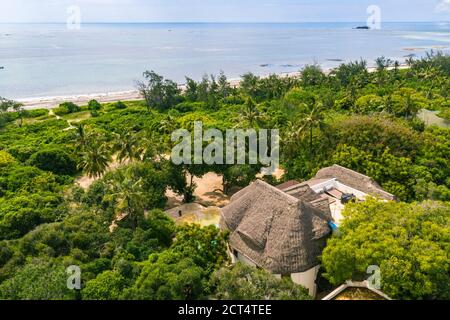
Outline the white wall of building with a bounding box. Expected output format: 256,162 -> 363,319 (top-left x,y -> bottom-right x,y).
290,265 -> 321,297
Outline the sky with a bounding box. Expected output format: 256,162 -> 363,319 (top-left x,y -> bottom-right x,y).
0,0 -> 449,23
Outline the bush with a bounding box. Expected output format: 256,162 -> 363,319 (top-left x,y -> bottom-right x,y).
0,192 -> 65,240
88,100 -> 102,111
0,150 -> 16,167
354,94 -> 384,114
23,109 -> 49,119
53,106 -> 69,116
28,147 -> 78,175
82,271 -> 127,300
173,101 -> 195,113
0,259 -> 76,300
210,263 -> 312,300
54,102 -> 80,116
438,108 -> 450,121
301,64 -> 326,86
123,251 -> 205,300
115,101 -> 127,109
0,165 -> 44,193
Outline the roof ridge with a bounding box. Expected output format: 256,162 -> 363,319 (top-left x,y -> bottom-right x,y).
331,164 -> 373,181
329,164 -> 395,199
253,179 -> 300,204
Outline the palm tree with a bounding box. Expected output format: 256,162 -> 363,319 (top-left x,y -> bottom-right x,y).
283,119 -> 303,157
139,129 -> 170,162
417,65 -> 440,98
403,93 -> 420,119
78,141 -> 111,178
297,100 -> 326,157
109,169 -> 146,230
236,97 -> 265,128
74,123 -> 87,149
113,131 -> 143,163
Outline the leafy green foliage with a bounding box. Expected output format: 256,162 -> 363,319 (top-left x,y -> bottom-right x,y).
137,70 -> 181,111
210,263 -> 312,300
88,100 -> 102,111
123,250 -> 205,300
0,259 -> 76,300
171,225 -> 229,275
82,270 -> 127,300
28,147 -> 78,175
54,102 -> 81,116
321,199 -> 449,300
0,150 -> 16,167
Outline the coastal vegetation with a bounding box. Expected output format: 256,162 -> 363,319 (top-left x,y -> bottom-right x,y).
0,52 -> 448,300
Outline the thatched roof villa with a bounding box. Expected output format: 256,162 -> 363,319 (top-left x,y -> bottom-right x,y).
220,164 -> 394,297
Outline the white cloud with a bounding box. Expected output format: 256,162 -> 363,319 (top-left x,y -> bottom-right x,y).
435,0 -> 450,13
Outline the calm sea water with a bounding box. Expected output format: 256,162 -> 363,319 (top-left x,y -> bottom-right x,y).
0,22 -> 449,99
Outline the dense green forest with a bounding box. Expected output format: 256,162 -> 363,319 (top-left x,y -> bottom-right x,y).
0,52 -> 448,300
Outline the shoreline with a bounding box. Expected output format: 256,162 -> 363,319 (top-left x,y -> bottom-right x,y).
17,66 -> 407,110
16,73 -> 289,110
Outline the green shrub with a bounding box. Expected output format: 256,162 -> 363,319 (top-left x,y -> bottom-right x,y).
53,106 -> 69,116
88,100 -> 102,111
210,263 -> 312,300
54,102 -> 80,116
0,151 -> 16,167
115,101 -> 127,109
28,147 -> 77,176
82,271 -> 127,300
90,109 -> 100,117
23,109 -> 49,119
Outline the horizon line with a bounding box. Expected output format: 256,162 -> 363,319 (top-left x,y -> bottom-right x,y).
1,20 -> 449,24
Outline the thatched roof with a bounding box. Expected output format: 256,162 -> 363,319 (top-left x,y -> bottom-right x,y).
275,180 -> 300,190
313,165 -> 395,200
280,183 -> 333,220
221,180 -> 331,274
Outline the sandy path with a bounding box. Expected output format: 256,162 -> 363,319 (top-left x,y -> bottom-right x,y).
164,172 -> 230,209
192,172 -> 230,207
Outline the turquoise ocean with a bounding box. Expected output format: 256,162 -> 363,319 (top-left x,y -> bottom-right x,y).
0,22 -> 449,99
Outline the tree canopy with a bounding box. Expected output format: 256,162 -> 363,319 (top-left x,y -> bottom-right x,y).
0,53 -> 448,300
321,199 -> 449,300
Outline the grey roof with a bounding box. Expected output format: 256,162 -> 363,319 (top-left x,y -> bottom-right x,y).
221,180 -> 331,274
312,165 -> 396,200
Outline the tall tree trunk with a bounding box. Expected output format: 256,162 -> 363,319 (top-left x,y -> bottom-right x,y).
127,199 -> 136,231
